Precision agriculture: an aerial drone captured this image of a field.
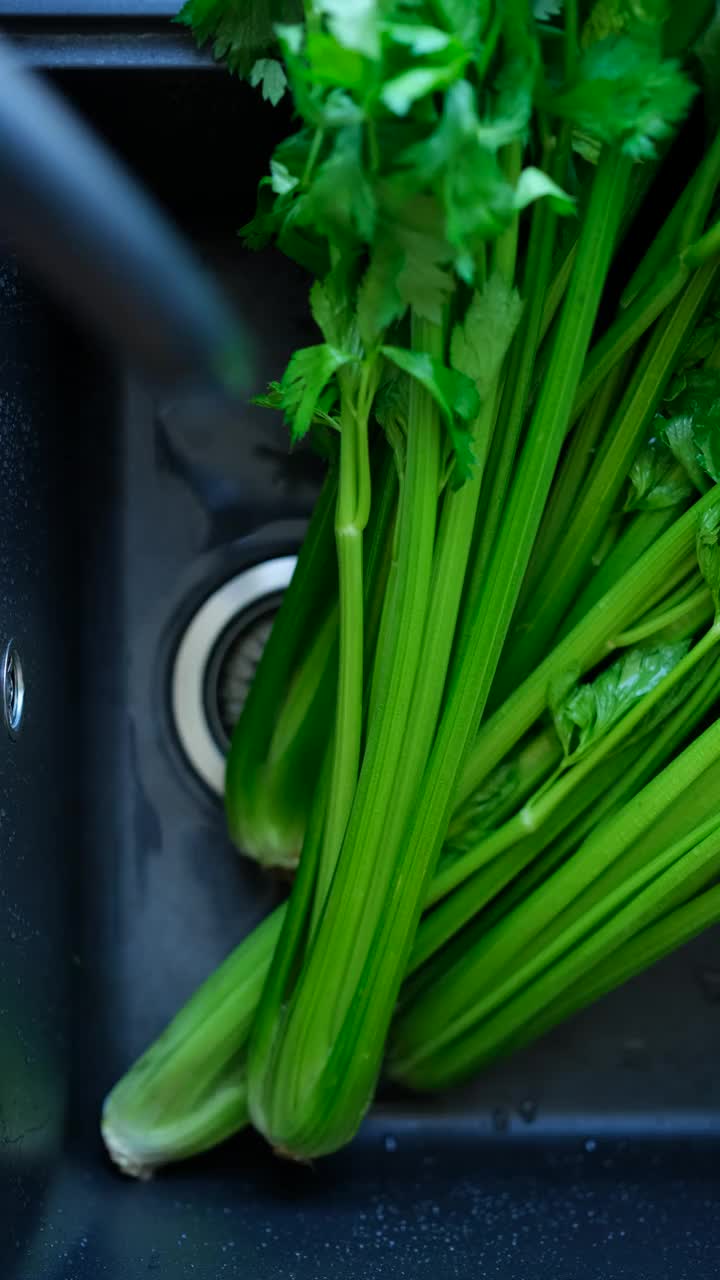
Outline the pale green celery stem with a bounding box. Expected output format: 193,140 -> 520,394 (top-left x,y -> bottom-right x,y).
101,909 -> 282,1177
408,748 -> 632,980
615,581 -> 712,646
515,353 -> 631,619
445,726 -> 561,847
430,623 -> 720,905
454,148 -> 633,698
539,159 -> 669,341
390,716 -> 720,1080
246,740 -> 333,1142
313,369 -> 374,918
267,603 -> 337,763
224,468 -> 336,852
503,262 -> 719,691
472,132 -> 568,587
349,373 -> 504,909
247,317 -> 444,1155
454,490 -> 720,813
419,748 -> 645,981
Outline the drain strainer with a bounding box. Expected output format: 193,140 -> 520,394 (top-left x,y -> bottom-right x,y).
212,613 -> 276,747
171,556 -> 296,795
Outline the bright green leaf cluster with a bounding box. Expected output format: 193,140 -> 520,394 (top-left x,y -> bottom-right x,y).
552,641 -> 691,760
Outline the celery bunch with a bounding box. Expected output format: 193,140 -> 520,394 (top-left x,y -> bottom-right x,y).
103,0 -> 720,1175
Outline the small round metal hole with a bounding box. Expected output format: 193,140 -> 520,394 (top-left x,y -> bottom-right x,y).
171,557 -> 296,795
2,640 -> 25,739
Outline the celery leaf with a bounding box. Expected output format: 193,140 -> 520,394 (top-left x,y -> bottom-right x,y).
450,274 -> 523,402
176,0 -> 301,77
380,346 -> 480,483
552,641 -> 691,759
697,503 -> 720,614
249,58 -> 288,105
550,34 -> 697,159
276,344 -> 357,441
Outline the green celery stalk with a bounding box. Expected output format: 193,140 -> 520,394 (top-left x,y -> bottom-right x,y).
443,726 -> 561,852
573,258 -> 690,418
394,811 -> 720,1089
471,130 -> 570,583
247,316 -> 446,1155
560,509 -> 692,637
224,467 -> 337,864
511,353 -> 633,624
430,621 -> 720,905
455,489 -> 720,814
489,883 -> 720,1064
247,147 -> 636,1160
499,260 -> 719,696
101,909 -> 281,1176
614,580 -> 712,646
225,439 -> 396,869
102,635 -> 720,1176
410,642 -> 720,978
388,716 -> 720,1085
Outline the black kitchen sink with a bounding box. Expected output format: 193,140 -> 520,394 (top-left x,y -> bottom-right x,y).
2,30 -> 720,1280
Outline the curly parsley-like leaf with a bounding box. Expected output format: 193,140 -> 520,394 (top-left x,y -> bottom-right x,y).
626,436 -> 695,510
249,57 -> 288,105
380,345 -> 479,484
357,200 -> 455,345
534,0 -> 563,19
296,126 -> 376,246
552,641 -> 691,760
550,34 -> 697,160
697,502 -> 720,614
316,0 -> 380,59
176,0 -> 301,76
275,344 -> 357,441
399,81 -> 521,270
663,370 -> 720,492
450,274 -> 523,402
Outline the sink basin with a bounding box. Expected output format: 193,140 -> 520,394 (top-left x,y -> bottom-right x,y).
2,47 -> 720,1280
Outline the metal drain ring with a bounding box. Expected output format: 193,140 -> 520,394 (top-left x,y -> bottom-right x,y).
171,556 -> 296,795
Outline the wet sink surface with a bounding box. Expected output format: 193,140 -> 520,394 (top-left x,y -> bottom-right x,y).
1,63 -> 720,1280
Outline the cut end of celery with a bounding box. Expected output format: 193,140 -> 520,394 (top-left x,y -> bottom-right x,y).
101,1114 -> 160,1181
272,1143 -> 314,1166
229,816 -> 303,872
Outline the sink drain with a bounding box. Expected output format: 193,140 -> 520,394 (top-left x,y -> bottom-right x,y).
2,639 -> 25,739
171,556 -> 296,795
